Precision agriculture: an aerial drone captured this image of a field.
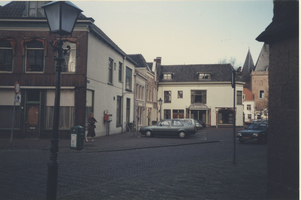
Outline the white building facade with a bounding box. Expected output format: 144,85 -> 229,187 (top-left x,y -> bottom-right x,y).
157,64 -> 244,127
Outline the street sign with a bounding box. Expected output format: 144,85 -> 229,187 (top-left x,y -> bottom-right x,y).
14,94 -> 21,103
14,81 -> 20,94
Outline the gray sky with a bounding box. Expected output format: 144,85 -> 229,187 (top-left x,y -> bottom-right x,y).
1,1 -> 274,67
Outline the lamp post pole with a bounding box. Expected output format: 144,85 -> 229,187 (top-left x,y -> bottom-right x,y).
42,2 -> 82,199
46,36 -> 65,200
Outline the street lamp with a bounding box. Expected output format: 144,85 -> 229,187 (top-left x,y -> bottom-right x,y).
42,2 -> 82,200
158,98 -> 162,121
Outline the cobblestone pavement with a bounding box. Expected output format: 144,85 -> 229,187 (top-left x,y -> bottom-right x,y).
0,127 -> 267,200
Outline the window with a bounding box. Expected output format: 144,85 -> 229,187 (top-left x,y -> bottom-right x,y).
126,98 -> 130,122
163,73 -> 172,80
126,67 -> 132,91
198,73 -> 211,80
25,40 -> 44,72
173,120 -> 183,126
108,58 -> 113,84
28,1 -> 45,17
116,96 -> 122,126
243,94 -> 245,100
86,90 -> 94,129
260,90 -> 264,99
191,90 -> 206,104
248,114 -> 251,119
164,110 -> 171,119
218,110 -> 233,124
0,39 -> 13,72
61,42 -> 76,72
178,91 -> 183,98
118,62 -> 122,82
237,91 -> 242,105
160,120 -> 170,126
164,91 -> 171,103
45,90 -> 75,129
247,105 -> 251,110
173,110 -> 184,119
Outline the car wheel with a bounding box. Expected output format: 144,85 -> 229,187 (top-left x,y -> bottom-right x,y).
179,131 -> 186,138
145,131 -> 152,137
239,139 -> 244,144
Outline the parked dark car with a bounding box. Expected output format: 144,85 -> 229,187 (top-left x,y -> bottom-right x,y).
139,119 -> 197,138
237,123 -> 268,144
195,119 -> 206,128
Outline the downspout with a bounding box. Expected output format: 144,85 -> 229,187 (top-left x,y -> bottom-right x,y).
122,56 -> 126,133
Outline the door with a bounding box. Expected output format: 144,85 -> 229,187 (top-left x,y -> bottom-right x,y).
25,104 -> 40,138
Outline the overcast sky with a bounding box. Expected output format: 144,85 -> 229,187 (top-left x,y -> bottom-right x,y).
1,1 -> 274,67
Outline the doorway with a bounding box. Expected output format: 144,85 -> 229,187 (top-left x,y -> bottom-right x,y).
25,104 -> 40,138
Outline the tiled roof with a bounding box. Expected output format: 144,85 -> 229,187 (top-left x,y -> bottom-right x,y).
243,88 -> 254,101
159,64 -> 237,82
0,1 -> 26,18
128,54 -> 148,68
254,44 -> 269,71
241,49 -> 255,82
0,1 -> 88,18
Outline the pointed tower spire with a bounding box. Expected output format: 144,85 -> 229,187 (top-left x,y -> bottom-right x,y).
241,49 -> 255,82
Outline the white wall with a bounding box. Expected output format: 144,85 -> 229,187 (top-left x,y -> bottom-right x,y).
86,33 -> 135,136
158,82 -> 244,126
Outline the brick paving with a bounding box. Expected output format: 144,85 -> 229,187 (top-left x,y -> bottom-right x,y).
0,127 -> 267,200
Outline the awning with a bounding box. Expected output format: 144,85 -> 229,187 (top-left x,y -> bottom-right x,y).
188,103 -> 209,110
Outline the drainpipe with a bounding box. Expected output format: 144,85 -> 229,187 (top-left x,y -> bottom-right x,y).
122,56 -> 126,133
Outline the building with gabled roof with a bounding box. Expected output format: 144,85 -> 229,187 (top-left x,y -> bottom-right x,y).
157,64 -> 244,127
0,1 -> 137,138
128,54 -> 159,126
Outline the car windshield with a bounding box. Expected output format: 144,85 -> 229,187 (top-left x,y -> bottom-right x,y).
247,123 -> 267,130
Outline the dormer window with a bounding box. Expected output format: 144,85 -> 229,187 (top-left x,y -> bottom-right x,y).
163,73 -> 173,80
198,73 -> 211,81
24,1 -> 46,17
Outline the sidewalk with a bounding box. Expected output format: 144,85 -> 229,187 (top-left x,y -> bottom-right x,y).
0,130 -> 216,152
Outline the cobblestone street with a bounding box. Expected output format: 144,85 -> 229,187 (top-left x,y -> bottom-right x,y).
0,128 -> 267,200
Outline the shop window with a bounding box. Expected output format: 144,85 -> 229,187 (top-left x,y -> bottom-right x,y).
45,90 -> 75,129
0,91 -> 20,128
218,110 -> 233,124
173,110 -> 184,119
0,39 -> 13,72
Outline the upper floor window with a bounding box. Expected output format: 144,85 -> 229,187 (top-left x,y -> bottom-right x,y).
164,91 -> 171,103
25,40 -> 44,72
62,42 -> 76,72
247,105 -> 251,110
108,58 -> 113,84
178,91 -> 183,98
260,90 -> 264,99
126,67 -> 132,91
118,62 -> 122,82
0,39 -> 13,72
28,1 -> 45,17
237,91 -> 242,105
198,73 -> 211,81
191,90 -> 206,104
163,73 -> 172,80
